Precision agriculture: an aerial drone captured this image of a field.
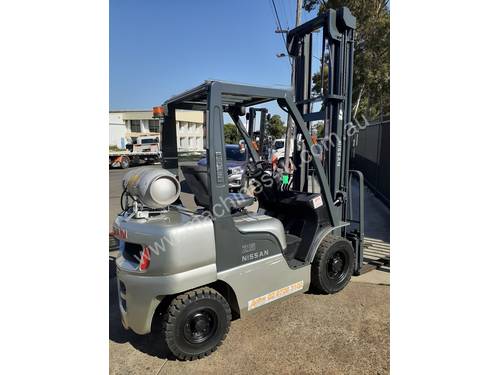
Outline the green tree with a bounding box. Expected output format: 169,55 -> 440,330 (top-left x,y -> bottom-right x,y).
267,114 -> 286,139
224,123 -> 239,144
304,0 -> 390,120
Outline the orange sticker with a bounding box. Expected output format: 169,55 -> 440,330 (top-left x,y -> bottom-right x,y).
248,281 -> 304,311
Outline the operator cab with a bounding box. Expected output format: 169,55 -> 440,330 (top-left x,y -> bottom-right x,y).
180,160 -> 289,265
178,106 -> 332,270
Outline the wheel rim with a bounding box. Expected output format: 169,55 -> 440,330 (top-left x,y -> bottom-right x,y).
326,251 -> 348,282
183,309 -> 218,344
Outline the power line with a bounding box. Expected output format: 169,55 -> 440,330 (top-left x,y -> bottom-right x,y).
268,0 -> 292,65
278,0 -> 291,31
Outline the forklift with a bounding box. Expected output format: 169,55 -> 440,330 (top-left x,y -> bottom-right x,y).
113,7 -> 364,360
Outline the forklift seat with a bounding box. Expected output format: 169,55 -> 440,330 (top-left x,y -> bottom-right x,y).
181,165 -> 210,208
181,165 -> 255,210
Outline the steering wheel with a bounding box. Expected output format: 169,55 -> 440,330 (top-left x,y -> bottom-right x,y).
246,160 -> 270,179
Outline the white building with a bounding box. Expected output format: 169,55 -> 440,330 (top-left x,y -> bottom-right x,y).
109,112 -> 127,149
109,110 -> 204,152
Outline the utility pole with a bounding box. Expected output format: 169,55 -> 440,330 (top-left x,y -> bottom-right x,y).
284,0 -> 302,174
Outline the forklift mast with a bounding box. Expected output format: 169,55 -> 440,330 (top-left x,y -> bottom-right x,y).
286,8 -> 364,272
287,7 -> 355,213
247,107 -> 269,158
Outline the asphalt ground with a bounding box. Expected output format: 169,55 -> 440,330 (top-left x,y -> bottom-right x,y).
109,164 -> 389,374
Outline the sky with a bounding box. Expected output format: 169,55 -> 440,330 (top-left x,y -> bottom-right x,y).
110,0 -> 319,116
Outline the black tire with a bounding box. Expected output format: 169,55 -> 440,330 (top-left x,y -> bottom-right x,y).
163,287 -> 232,360
311,236 -> 354,294
120,156 -> 130,169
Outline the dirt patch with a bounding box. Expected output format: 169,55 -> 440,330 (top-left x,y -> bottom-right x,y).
109,280 -> 389,374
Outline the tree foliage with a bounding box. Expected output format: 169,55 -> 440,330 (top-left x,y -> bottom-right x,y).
224,115 -> 286,145
304,0 -> 390,120
224,123 -> 239,144
267,114 -> 286,139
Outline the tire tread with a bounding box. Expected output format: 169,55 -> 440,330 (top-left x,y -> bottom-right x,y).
311,235 -> 354,294
163,286 -> 231,361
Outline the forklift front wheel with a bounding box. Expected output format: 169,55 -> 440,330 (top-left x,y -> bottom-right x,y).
163,287 -> 232,360
311,237 -> 354,294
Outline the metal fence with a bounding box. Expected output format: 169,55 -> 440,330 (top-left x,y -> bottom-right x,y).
350,119 -> 390,206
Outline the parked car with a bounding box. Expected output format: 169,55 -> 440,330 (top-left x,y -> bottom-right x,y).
197,144 -> 247,190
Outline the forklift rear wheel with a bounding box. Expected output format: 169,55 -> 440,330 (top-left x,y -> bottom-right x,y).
311,236 -> 354,294
163,287 -> 232,360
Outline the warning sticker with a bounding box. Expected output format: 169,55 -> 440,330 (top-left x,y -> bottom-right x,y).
247,281 -> 304,311
312,195 -> 323,209
215,151 -> 224,184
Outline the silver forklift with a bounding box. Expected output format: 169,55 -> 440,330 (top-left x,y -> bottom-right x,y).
113,7 -> 365,360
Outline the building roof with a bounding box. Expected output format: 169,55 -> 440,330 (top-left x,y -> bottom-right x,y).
110,109 -> 203,123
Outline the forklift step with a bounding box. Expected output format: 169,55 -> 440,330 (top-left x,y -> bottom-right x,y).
287,258 -> 307,269
283,234 -> 301,261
